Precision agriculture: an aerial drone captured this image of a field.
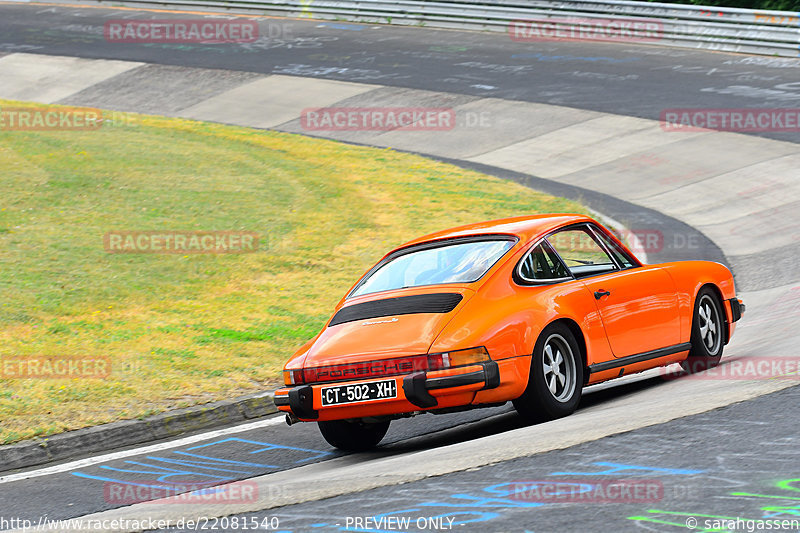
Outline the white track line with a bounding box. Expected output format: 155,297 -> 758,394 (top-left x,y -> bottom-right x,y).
0,415 -> 286,485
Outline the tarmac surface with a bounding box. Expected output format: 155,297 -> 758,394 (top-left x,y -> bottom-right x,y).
1,3 -> 800,145
171,385 -> 800,533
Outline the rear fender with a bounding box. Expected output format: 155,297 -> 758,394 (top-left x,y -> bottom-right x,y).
659,261 -> 736,344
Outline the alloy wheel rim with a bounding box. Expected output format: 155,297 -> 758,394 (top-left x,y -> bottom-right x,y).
698,295 -> 722,355
542,333 -> 577,403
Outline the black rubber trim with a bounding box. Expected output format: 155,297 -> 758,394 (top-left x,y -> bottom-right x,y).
588,342 -> 692,374
329,293 -> 463,327
426,369 -> 485,390
426,361 -> 500,390
407,361 -> 500,403
288,385 -> 318,419
483,361 -> 500,389
729,297 -> 744,322
403,372 -> 438,408
273,394 -> 290,407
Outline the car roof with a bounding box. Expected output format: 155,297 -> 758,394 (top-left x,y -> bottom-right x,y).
397,213 -> 594,249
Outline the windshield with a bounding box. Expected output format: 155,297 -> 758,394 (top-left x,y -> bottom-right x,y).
350,238 -> 516,298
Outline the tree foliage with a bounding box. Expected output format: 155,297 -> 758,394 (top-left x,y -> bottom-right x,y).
647,0 -> 800,11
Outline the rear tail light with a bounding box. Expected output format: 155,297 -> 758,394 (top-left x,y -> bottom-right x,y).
428,346 -> 490,369
286,347 -> 491,385
427,352 -> 450,370
284,369 -> 305,386
303,355 -> 428,383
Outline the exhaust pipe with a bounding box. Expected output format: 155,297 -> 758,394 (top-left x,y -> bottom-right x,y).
285,413 -> 300,426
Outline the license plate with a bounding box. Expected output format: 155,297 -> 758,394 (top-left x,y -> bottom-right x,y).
320,379 -> 398,406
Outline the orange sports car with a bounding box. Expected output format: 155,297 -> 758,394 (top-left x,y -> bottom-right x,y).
274,214 -> 744,451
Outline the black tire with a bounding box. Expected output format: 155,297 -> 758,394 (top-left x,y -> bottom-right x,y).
513,322 -> 584,423
318,419 -> 390,452
681,288 -> 725,373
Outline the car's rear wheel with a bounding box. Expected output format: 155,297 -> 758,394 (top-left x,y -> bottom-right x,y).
681,288 -> 725,373
513,322 -> 583,423
318,419 -> 390,452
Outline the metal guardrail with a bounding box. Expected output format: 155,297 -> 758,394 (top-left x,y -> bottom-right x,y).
82,0 -> 800,57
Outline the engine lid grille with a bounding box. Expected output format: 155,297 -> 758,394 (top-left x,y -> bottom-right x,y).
329,293 -> 463,327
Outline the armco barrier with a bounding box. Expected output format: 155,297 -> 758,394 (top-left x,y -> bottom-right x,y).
50,0 -> 800,57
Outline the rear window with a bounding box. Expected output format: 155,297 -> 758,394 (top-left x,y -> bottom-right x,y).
350,238 -> 515,298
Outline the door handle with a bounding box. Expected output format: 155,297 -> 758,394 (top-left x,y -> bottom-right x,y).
594,290 -> 611,299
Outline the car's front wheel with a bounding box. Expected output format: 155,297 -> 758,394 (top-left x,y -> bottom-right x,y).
318,419 -> 390,452
681,288 -> 725,373
513,322 -> 584,423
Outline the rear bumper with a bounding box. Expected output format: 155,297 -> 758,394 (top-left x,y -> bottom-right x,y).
728,297 -> 745,322
403,361 -> 500,408
274,361 -> 499,422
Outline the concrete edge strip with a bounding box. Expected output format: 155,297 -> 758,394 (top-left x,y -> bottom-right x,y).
0,392 -> 277,474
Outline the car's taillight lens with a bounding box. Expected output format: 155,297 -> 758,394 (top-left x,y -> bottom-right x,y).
427,352 -> 450,370
284,369 -> 305,386
287,347 -> 491,385
428,346 -> 490,369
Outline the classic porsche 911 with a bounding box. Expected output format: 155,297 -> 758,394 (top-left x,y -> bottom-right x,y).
274,214 -> 745,451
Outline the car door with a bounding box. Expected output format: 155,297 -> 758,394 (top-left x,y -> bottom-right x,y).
546,224 -> 681,358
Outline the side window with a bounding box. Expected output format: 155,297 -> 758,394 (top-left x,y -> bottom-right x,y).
518,240 -> 570,282
591,226 -> 637,268
546,227 -> 618,278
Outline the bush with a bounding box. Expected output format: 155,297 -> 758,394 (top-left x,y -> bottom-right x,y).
647,0 -> 800,11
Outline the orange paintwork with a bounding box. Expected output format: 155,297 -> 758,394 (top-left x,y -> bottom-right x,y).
304,287 -> 476,366
582,266 -> 682,357
275,214 -> 740,422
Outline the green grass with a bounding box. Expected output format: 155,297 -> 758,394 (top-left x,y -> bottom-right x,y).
0,100 -> 588,444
